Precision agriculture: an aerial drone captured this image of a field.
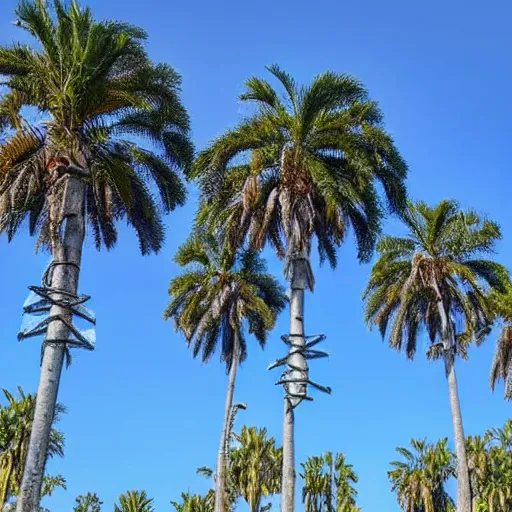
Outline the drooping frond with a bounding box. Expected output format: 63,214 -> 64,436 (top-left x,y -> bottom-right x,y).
0,0 -> 193,252
164,232 -> 286,370
364,199 -> 508,361
191,65 -> 408,280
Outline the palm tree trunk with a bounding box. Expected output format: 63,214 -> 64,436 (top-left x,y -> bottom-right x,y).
282,260 -> 309,512
16,175 -> 86,512
214,333 -> 240,512
437,301 -> 472,512
282,399 -> 295,512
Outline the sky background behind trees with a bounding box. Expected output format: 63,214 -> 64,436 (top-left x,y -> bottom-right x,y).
1,0 -> 511,510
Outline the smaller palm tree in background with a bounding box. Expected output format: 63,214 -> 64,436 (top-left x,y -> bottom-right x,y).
73,492 -> 103,512
488,287 -> 512,400
114,491 -> 154,512
165,233 -> 286,512
389,438 -> 456,512
466,421 -> 512,512
0,387 -> 64,509
198,425 -> 282,512
300,452 -> 360,512
466,434 -> 491,508
170,491 -> 214,512
365,200 -> 509,512
229,426 -> 282,512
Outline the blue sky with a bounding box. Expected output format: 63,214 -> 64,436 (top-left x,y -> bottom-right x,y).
1,0 -> 512,510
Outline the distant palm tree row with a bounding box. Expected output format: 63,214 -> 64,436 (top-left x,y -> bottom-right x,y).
389,420 -> 512,512
1,2 -> 511,512
2,387 -> 511,511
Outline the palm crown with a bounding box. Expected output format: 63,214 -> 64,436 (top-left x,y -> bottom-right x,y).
300,452 -> 359,512
0,0 -> 193,254
389,438 -> 456,512
364,200 -> 509,359
114,490 -> 154,512
191,65 -> 408,288
170,492 -> 214,512
229,426 -> 282,511
164,233 -> 287,368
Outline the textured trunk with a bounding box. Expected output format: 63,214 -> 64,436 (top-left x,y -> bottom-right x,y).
437,301 -> 472,512
214,333 -> 240,512
282,264 -> 308,512
249,496 -> 259,512
16,175 -> 86,512
282,400 -> 295,512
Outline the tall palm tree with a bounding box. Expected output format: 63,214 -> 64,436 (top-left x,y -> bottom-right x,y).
229,426 -> 282,512
364,200 -> 509,512
170,492 -> 214,512
488,288 -> 512,401
0,2 -> 192,509
165,234 -> 286,512
0,388 -> 64,509
300,452 -> 360,512
190,65 -> 408,512
114,491 -> 154,512
389,438 -> 456,512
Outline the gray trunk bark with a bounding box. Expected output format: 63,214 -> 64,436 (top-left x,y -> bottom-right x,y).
214,333 -> 240,512
282,269 -> 308,512
437,301 -> 472,512
16,175 -> 86,512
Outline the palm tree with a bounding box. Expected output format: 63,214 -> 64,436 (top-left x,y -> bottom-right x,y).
73,493 -> 102,512
114,491 -> 154,512
467,435 -> 491,508
364,200 -> 509,512
0,387 -> 64,509
300,452 -> 360,512
0,2 -> 192,509
389,438 -> 456,512
229,426 -> 282,512
198,425 -> 282,512
164,234 -> 286,512
489,420 -> 512,452
190,65 -> 408,512
170,492 -> 214,512
488,288 -> 512,400
465,422 -> 512,512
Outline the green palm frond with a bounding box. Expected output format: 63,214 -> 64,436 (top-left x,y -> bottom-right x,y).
114,490 -> 154,512
389,438 -> 455,512
0,387 -> 65,507
191,65 -> 408,276
300,451 -> 360,512
0,0 -> 193,253
229,426 -> 282,511
164,232 -> 286,369
364,199 -> 508,361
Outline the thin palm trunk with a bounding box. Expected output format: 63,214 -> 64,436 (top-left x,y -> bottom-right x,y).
214,333 -> 240,512
437,301 -> 472,512
282,261 -> 308,512
17,175 -> 86,512
248,492 -> 260,512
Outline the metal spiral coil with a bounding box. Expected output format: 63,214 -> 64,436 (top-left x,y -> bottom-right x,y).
268,333 -> 331,408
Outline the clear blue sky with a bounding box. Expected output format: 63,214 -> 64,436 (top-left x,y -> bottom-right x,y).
1,0 -> 511,510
